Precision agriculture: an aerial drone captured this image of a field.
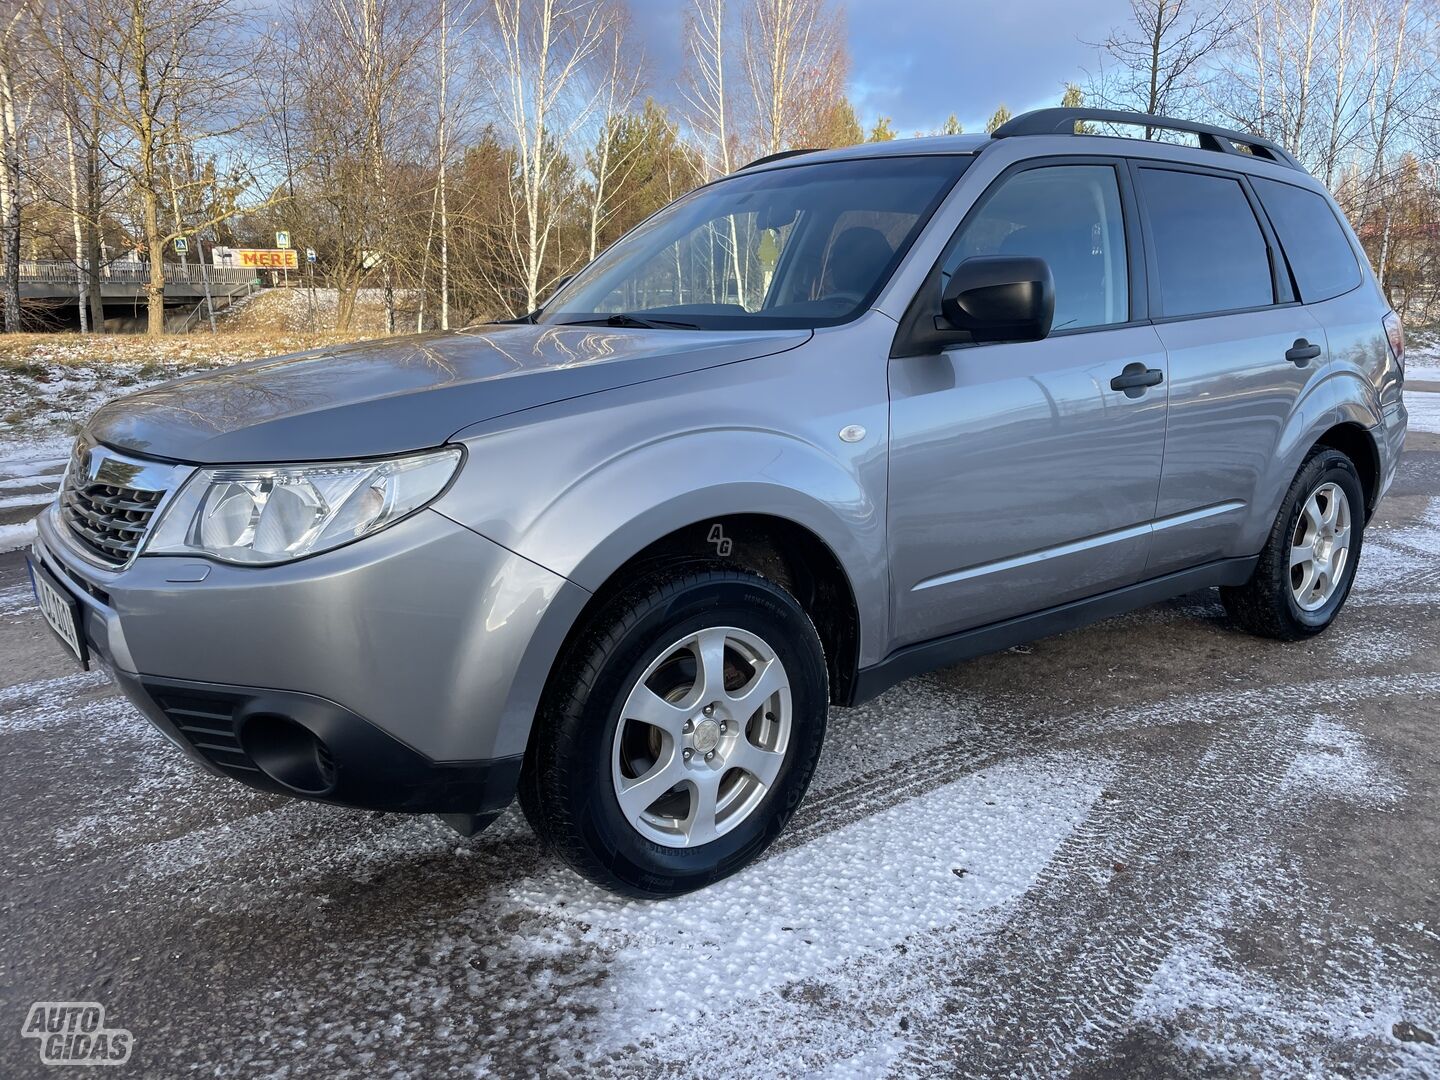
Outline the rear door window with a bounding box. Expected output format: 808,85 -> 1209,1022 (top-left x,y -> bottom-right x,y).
1137,168 -> 1275,318
1252,177 -> 1362,302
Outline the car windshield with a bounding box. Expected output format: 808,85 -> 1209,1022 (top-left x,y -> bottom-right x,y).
539,155 -> 970,330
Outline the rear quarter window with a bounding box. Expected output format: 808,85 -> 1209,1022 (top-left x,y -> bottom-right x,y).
1252,177 -> 1363,303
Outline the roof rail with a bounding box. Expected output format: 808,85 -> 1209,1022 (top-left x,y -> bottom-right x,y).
991,108 -> 1304,171
737,148 -> 824,172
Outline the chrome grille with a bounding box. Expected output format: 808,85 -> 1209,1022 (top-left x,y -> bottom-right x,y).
60,440 -> 169,566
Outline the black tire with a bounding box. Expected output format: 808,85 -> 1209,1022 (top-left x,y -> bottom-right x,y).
1221,447 -> 1365,641
519,565 -> 828,898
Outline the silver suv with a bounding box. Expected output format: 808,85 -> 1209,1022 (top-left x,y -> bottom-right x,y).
28,109 -> 1409,897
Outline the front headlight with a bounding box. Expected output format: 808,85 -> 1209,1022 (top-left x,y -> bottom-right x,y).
145,447 -> 463,565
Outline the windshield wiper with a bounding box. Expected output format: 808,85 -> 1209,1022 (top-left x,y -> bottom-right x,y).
558,313 -> 702,330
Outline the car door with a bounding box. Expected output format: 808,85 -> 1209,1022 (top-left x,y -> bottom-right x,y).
1130,163 -> 1332,576
887,160 -> 1169,648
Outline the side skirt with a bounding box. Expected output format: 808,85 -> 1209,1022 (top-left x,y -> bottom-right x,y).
847,556 -> 1259,707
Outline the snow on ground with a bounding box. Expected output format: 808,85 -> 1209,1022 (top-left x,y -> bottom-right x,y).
1407,389 -> 1440,434
0,520 -> 36,552
504,753 -> 1104,1051
1406,329 -> 1440,382
0,327 -> 375,551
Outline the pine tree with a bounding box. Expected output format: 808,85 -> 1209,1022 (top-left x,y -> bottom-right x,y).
1061,84 -> 1093,133
807,98 -> 864,148
985,104 -> 1013,134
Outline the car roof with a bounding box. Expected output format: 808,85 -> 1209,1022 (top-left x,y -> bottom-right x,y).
739,134 -> 990,174
737,108 -> 1315,187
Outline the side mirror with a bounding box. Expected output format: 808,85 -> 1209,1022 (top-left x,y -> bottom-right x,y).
940,256 -> 1055,343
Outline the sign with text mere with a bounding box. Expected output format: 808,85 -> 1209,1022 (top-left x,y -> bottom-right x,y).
236,248 -> 299,270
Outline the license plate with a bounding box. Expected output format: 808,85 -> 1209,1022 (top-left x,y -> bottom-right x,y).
27,555 -> 89,669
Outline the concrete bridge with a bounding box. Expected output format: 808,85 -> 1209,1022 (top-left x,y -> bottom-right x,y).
17,261 -> 259,330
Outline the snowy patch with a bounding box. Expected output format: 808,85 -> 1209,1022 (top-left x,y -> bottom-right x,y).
1383,497 -> 1440,553
0,472 -> 63,491
0,518 -> 36,553
1135,936 -> 1440,1077
1323,616 -> 1427,666
0,580 -> 36,616
1405,390 -> 1440,434
1127,716 -> 1434,1078
1278,716 -> 1402,804
0,455 -> 67,478
1411,339 -> 1440,385
499,753 -> 1105,1050
1405,335 -> 1440,383
0,669 -> 113,728
0,490 -> 54,511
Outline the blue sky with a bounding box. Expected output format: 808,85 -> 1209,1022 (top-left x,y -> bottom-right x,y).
626,0 -> 1137,135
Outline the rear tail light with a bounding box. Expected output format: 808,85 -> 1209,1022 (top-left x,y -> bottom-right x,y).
1384,311 -> 1405,369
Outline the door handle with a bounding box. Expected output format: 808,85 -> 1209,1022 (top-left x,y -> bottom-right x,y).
1286,339 -> 1323,366
1110,363 -> 1165,398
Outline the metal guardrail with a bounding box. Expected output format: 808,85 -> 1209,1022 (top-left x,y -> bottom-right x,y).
11,261 -> 256,286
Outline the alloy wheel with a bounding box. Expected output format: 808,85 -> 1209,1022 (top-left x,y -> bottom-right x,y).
1290,481 -> 1352,612
610,626 -> 792,848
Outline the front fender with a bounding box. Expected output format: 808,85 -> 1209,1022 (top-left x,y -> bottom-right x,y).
481,428 -> 887,668
436,323 -> 894,671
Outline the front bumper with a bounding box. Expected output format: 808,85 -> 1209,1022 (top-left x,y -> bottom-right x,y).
112,672 -> 522,817
32,502 -> 590,816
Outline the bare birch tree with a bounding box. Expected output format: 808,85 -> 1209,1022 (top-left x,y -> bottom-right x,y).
54,18 -> 89,331
1088,0 -> 1236,130
330,0 -> 428,333
682,0 -> 733,181
0,5 -> 27,330
481,0 -> 617,313
583,15 -> 643,262
741,0 -> 846,158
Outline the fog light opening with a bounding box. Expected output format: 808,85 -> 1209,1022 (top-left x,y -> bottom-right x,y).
241,714 -> 338,796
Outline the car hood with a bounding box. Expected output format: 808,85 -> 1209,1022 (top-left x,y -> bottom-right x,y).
86,323 -> 811,463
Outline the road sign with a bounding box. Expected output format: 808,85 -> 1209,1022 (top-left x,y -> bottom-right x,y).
275,231 -> 291,249
236,249 -> 299,270
305,248 -> 316,263
173,237 -> 188,255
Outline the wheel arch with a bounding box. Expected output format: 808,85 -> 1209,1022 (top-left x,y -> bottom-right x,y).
1311,419 -> 1381,520
551,509 -> 867,708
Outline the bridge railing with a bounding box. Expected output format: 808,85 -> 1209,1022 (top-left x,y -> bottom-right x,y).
12,261 -> 257,286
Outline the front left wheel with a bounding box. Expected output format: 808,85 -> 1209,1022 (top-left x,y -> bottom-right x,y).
519,566 -> 828,898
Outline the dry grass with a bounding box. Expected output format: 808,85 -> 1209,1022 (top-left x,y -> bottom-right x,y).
0,287 -> 421,379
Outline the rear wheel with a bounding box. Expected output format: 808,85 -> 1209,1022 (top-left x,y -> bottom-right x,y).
520,566 -> 828,897
1221,448 -> 1365,640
